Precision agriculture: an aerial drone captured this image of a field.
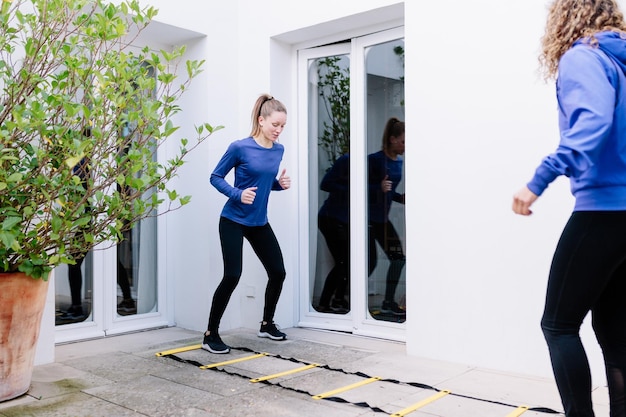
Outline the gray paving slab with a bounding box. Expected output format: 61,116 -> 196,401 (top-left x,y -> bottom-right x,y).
0,392 -> 146,417
0,326 -> 589,417
27,362 -> 114,400
200,384 -> 359,417
66,350 -> 182,382
83,374 -> 223,417
441,368 -> 563,412
153,365 -> 263,397
223,332 -> 376,368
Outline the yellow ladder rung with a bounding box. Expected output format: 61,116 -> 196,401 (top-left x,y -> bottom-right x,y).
391,390 -> 451,417
250,364 -> 319,383
313,376 -> 381,399
200,353 -> 268,369
155,344 -> 202,357
505,406 -> 530,417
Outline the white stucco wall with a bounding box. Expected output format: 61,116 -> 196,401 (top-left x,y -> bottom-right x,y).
154,0 -> 407,335
407,0 -> 608,383
133,0 -> 611,385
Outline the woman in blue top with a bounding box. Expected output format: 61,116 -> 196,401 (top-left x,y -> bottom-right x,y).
513,1 -> 626,415
203,94 -> 291,354
368,117 -> 406,317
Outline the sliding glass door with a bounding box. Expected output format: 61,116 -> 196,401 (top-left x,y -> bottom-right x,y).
298,27 -> 406,340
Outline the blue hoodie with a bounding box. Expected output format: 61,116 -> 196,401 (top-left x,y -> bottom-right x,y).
527,31 -> 626,211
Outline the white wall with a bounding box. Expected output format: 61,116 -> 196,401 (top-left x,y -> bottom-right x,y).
156,0 -> 406,335
146,0 -> 609,384
407,0 -> 606,382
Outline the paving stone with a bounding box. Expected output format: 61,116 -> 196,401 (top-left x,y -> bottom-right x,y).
0,392 -> 145,417
63,350 -> 181,382
83,374 -> 222,417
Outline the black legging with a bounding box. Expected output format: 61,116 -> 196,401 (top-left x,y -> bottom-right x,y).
207,216 -> 286,332
368,221 -> 405,302
541,211 -> 626,417
68,255 -> 85,306
318,214 -> 349,307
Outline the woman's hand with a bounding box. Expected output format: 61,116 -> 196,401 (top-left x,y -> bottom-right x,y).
512,186 -> 538,216
278,169 -> 291,190
381,175 -> 392,192
241,187 -> 257,204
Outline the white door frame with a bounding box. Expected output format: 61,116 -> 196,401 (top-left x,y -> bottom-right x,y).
297,26 -> 406,341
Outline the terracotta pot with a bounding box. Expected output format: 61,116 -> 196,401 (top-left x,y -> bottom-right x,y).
0,272 -> 49,402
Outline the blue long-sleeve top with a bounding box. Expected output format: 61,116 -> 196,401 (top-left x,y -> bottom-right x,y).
318,154 -> 350,224
368,150 -> 403,223
210,137 -> 284,226
527,31 -> 626,211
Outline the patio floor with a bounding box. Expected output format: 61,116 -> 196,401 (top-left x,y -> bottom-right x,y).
0,326 -> 610,417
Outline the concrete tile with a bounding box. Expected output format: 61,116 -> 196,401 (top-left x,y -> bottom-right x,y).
3,327 -> 612,417
54,327 -> 201,361
202,384 -> 358,417
153,365 -> 263,397
440,368 -> 563,413
28,363 -> 113,400
225,353 -> 325,383
0,392 -> 145,417
280,370 -> 377,399
0,394 -> 39,412
591,385 -> 609,417
84,374 -> 222,417
341,351 -> 474,386
221,332 -> 375,368
390,392 -> 522,417
64,350 -> 182,382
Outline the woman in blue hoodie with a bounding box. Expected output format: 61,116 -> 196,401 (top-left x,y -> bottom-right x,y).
513,1 -> 626,415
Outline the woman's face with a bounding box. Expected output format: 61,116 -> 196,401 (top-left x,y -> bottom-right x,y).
259,111 -> 287,142
390,132 -> 405,156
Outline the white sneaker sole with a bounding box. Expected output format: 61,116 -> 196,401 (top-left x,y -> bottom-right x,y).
257,331 -> 286,340
201,343 -> 230,354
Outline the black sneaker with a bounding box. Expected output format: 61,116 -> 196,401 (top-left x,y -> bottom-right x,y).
258,321 -> 287,340
59,305 -> 86,320
117,298 -> 136,314
330,298 -> 350,314
202,331 -> 230,354
381,300 -> 406,316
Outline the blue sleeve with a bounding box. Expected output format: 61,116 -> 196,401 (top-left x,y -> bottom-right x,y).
321,155 -> 350,193
368,153 -> 385,195
272,178 -> 282,191
528,47 -> 616,195
210,142 -> 243,202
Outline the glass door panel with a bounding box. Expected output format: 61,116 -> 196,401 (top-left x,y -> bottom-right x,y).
299,27 -> 405,340
55,57 -> 165,342
115,61 -> 158,319
309,52 -> 351,315
55,252 -> 93,325
364,39 -> 406,323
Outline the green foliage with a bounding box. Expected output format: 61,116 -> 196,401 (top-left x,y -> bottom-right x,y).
0,0 -> 222,279
317,56 -> 350,167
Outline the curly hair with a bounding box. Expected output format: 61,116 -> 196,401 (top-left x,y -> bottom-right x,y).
540,0 -> 626,80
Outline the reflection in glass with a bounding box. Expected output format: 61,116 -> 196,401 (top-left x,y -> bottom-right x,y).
365,40 -> 406,323
317,154 -> 350,313
56,132 -> 93,325
55,252 -> 93,325
309,53 -> 351,314
116,62 -> 158,317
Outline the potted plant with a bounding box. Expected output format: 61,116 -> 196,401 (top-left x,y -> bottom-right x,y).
0,0 -> 220,402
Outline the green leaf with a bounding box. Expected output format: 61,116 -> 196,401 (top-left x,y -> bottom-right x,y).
2,216 -> 21,231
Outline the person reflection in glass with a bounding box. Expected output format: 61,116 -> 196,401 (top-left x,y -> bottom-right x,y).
59,130 -> 91,323
368,117 -> 406,317
317,153 -> 350,313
